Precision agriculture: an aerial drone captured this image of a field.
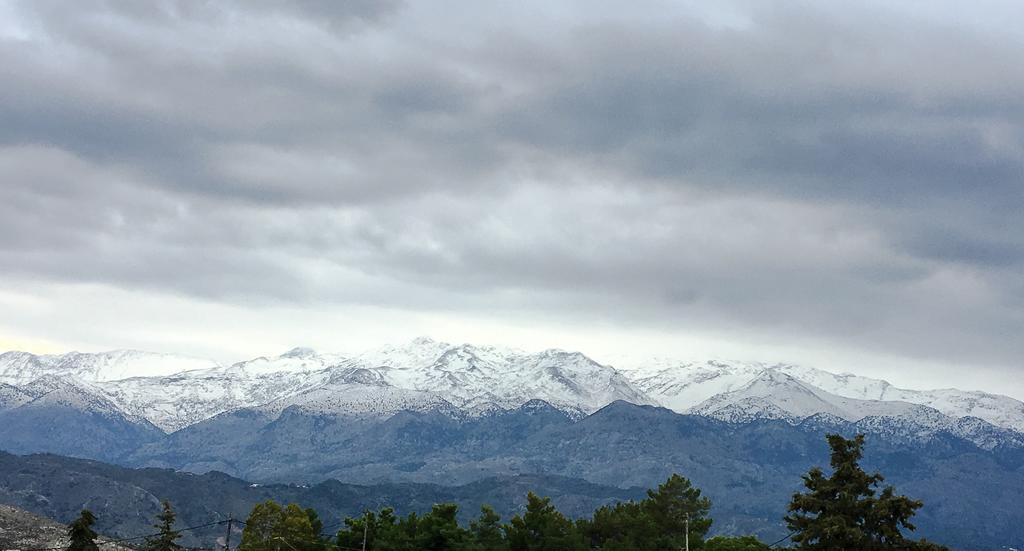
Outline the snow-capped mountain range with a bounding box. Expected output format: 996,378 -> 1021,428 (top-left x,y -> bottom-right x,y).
1,337 -> 1023,438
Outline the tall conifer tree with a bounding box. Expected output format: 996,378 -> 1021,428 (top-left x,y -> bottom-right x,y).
66,510 -> 99,551
786,433 -> 948,550
145,501 -> 183,551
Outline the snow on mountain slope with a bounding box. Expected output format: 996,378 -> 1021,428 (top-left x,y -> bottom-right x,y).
688,370 -> 933,424
8,347 -> 347,432
218,347 -> 346,376
616,359 -> 773,411
339,338 -> 653,415
685,370 -> 1019,447
618,357 -> 1024,433
100,338 -> 650,430
3,340 -> 1023,438
257,381 -> 462,419
98,360 -> 337,432
0,382 -> 32,410
13,375 -> 153,425
773,364 -> 1024,432
0,350 -> 218,385
880,389 -> 1024,433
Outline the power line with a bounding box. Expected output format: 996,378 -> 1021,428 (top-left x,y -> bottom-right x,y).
768,531 -> 795,548
21,519 -> 229,551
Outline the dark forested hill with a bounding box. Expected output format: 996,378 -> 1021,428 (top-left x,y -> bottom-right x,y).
0,451 -> 643,548
1,401 -> 1023,548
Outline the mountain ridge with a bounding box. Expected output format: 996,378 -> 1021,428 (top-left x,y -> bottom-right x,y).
2,338 -> 1023,435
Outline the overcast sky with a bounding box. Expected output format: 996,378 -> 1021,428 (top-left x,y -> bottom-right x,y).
1,0 -> 1022,395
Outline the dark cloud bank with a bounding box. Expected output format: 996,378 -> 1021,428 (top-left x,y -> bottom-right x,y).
1,1 -> 1022,374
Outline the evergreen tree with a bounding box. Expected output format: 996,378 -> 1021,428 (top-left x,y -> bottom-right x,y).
504,492 -> 586,551
66,510 -> 99,551
412,503 -> 469,550
466,505 -> 507,551
579,501 -> 648,550
786,433 -> 949,550
642,474 -> 712,545
145,501 -> 182,551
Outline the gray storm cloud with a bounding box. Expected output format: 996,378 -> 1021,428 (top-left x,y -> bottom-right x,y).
0,0 -> 1022,372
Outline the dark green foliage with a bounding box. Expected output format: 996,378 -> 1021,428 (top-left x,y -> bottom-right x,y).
466,505 -> 508,551
504,493 -> 586,551
239,500 -> 320,551
301,508 -> 326,551
226,455 -> 947,551
579,474 -> 712,550
335,509 -> 387,551
335,504 -> 473,551
66,510 -> 99,551
786,434 -> 949,551
412,504 -> 471,550
331,481 -> 713,551
144,501 -> 182,551
703,535 -> 771,551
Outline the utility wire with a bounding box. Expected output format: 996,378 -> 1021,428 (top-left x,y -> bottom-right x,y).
768,531 -> 795,548
21,519 -> 229,551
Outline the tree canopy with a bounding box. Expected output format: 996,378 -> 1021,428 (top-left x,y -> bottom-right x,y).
578,474 -> 712,550
239,500 -> 319,551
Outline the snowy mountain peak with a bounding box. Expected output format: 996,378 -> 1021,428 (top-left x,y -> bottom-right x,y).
5,341 -> 1024,438
0,349 -> 219,384
13,374 -> 154,425
690,370 -> 938,425
281,347 -> 318,359
411,336 -> 439,346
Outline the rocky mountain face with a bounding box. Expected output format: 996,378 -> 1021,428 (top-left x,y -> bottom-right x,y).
0,504 -> 72,551
0,376 -> 163,462
0,503 -> 133,551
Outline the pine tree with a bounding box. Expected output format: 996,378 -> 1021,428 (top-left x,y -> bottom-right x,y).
642,473 -> 712,546
504,492 -> 586,551
145,501 -> 182,551
66,510 -> 99,551
467,505 -> 507,551
786,433 -> 949,550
